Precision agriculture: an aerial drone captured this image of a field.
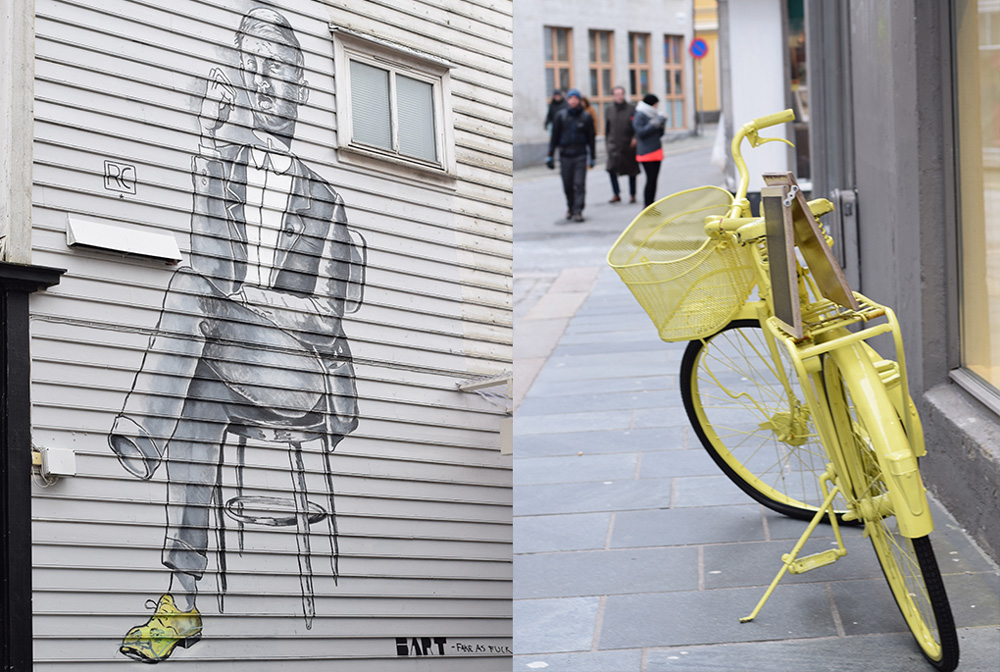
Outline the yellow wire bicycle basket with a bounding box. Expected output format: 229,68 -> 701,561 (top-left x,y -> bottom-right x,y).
607,185 -> 756,342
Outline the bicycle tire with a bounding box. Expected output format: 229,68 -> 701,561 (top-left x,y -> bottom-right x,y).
681,320 -> 851,521
824,353 -> 959,671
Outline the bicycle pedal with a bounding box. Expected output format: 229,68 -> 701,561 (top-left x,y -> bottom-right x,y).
782,548 -> 846,574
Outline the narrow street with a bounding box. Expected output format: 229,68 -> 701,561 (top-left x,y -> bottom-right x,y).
512,136 -> 1000,671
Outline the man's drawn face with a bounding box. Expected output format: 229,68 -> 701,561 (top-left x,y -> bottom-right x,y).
239,35 -> 305,137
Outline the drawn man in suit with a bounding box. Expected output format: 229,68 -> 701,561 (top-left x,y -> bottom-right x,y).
108,7 -> 362,663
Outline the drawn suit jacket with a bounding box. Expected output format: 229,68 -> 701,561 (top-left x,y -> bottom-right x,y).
188,142 -> 361,435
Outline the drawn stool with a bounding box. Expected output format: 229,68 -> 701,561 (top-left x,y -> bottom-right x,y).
213,420 -> 338,630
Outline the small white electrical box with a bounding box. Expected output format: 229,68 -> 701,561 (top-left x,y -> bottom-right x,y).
500,417 -> 512,455
41,447 -> 77,477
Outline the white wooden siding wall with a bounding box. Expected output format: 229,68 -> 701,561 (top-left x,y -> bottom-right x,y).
28,0 -> 512,668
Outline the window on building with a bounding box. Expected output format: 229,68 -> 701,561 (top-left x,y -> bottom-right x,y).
544,26 -> 573,97
332,28 -> 455,177
589,30 -> 614,136
628,32 -> 651,100
955,0 -> 1000,389
663,34 -> 685,129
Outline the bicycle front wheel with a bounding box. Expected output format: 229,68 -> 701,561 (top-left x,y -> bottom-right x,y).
824,352 -> 958,671
681,320 -> 850,521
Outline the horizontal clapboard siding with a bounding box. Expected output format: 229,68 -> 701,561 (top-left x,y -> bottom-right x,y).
29,0 -> 512,668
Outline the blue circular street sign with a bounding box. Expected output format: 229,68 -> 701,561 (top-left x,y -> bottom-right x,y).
690,38 -> 709,59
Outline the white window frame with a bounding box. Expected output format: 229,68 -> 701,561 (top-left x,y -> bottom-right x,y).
331,27 -> 456,182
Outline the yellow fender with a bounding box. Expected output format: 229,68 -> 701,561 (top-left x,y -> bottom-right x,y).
828,344 -> 933,538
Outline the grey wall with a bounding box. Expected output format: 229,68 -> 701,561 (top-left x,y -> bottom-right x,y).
843,0 -> 999,561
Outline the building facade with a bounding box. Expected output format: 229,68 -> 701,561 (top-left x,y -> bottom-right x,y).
804,0 -> 1000,563
1,0 -> 512,668
693,0 -> 721,122
514,0 -> 695,167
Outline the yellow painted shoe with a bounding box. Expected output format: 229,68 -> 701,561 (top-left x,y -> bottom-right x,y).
120,594 -> 202,664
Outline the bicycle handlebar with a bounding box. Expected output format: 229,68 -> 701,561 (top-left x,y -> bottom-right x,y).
752,109 -> 796,131
729,109 -> 796,216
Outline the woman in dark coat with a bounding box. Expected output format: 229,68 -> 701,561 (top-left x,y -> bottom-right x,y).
605,86 -> 639,203
633,93 -> 667,207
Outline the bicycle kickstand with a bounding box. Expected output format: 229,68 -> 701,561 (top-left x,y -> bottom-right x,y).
740,464 -> 848,623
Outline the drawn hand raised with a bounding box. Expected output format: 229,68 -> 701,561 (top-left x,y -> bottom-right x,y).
199,68 -> 237,144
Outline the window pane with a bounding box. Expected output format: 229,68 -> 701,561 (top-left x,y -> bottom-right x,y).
665,71 -> 672,94
559,68 -> 570,90
350,60 -> 392,150
590,69 -> 598,96
602,69 -> 612,95
396,74 -> 437,162
629,35 -> 636,64
544,28 -> 554,61
675,69 -> 683,92
545,68 -> 555,96
957,0 -> 1000,385
556,29 -> 568,61
638,34 -> 648,63
673,100 -> 684,127
600,33 -> 610,62
639,69 -> 649,92
630,70 -> 637,95
589,32 -> 597,63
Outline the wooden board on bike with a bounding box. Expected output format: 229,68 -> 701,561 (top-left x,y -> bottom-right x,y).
761,184 -> 803,339
762,173 -> 859,336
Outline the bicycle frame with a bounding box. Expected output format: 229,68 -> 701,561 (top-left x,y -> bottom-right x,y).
703,111 -> 936,621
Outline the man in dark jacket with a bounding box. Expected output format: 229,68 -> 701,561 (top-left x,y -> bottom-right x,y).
546,88 -> 596,222
605,86 -> 639,204
544,89 -> 568,130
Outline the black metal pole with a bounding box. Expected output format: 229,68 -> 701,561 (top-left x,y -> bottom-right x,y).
0,262 -> 64,672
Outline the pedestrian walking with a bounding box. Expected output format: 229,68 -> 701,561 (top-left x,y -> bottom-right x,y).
544,89 -> 568,131
581,96 -> 598,137
605,86 -> 639,204
633,93 -> 666,207
546,88 -> 596,222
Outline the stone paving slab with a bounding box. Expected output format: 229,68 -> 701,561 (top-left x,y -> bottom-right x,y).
514,512 -> 611,554
513,649 -> 644,672
636,450 -> 722,480
515,409 -> 635,436
669,474 -> 768,507
556,325 -> 665,346
514,453 -> 639,486
610,505 -> 768,548
826,572 -> 1000,636
516,388 -> 675,417
514,479 -> 672,516
514,547 -> 700,599
930,571 -> 1000,628
526,375 -> 675,399
629,406 -> 691,429
701,535 -> 882,590
642,627 -> 1000,672
529,357 -> 676,385
599,583 -> 840,648
514,318 -> 572,359
513,596 -> 601,654
549,339 -> 671,357
515,427 -> 688,458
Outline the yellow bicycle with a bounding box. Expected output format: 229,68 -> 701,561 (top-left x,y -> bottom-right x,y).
608,110 -> 958,671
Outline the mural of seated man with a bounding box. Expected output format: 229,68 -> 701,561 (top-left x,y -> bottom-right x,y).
108,7 -> 364,664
